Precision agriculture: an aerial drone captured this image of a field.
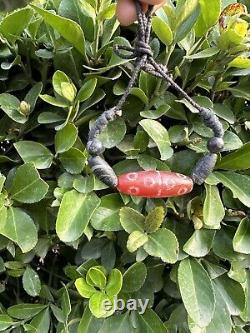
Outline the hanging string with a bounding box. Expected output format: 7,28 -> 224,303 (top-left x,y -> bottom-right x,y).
87,0 -> 224,188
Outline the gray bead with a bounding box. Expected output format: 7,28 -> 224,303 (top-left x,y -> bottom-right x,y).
207,137 -> 224,153
87,139 -> 105,155
88,156 -> 118,187
191,153 -> 218,185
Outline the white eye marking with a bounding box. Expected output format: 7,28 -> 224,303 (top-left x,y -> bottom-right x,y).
177,187 -> 189,195
176,173 -> 188,179
126,173 -> 138,181
144,177 -> 155,187
157,189 -> 162,197
128,186 -> 140,195
163,178 -> 176,189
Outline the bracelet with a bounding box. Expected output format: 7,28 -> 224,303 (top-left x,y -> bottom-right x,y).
87,0 -> 224,199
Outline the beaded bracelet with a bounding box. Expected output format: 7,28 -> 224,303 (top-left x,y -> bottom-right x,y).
86,0 -> 224,199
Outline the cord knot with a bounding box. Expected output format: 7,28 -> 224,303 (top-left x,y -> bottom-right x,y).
134,40 -> 153,57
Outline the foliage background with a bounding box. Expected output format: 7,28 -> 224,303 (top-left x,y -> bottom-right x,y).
0,0 -> 250,332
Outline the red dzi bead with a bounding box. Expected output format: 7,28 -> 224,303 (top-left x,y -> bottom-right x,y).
117,171 -> 194,198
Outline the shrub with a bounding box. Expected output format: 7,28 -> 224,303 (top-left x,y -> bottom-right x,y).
0,0 -> 250,332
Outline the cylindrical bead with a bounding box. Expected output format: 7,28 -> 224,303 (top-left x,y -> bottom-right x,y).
117,171 -> 193,198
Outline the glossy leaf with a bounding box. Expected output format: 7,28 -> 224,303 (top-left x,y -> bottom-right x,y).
233,217 -> 250,254
152,17 -> 173,46
120,207 -> 145,233
178,258 -> 215,327
203,184 -> 225,229
213,171 -> 250,207
0,8 -> 33,43
0,314 -> 13,331
22,266 -> 41,297
55,123 -> 78,154
7,304 -> 47,320
184,229 -> 215,257
140,119 -> 173,160
0,207 -> 38,253
14,141 -> 54,169
122,262 -> 147,293
10,163 -> 49,203
144,228 -> 179,264
31,5 -> 86,57
56,190 -> 100,242
217,143 -> 250,170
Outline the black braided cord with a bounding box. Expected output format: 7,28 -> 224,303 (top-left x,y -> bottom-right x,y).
87,0 -> 224,188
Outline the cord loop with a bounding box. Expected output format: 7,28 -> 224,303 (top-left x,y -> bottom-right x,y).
87,0 -> 225,189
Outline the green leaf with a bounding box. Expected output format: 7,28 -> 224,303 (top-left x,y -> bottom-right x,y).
52,70 -> 71,96
0,8 -> 34,43
185,47 -> 220,59
77,307 -> 104,333
213,227 -> 242,261
120,207 -> 145,233
77,78 -> 97,102
10,163 -> 49,203
39,94 -> 69,107
106,269 -> 123,297
62,285 -> 71,320
89,292 -> 114,318
14,141 -> 54,169
213,171 -> 250,207
87,267 -> 107,289
25,82 -> 43,113
198,0 -> 221,31
214,274 -> 245,315
0,314 -> 13,331
144,228 -> 179,264
22,266 -> 41,297
178,258 -> 215,327
98,312 -> 133,333
91,194 -> 124,231
233,217 -> 250,254
31,5 -> 86,57
127,231 -> 149,253
0,207 -> 37,253
122,262 -> 147,293
0,199 -> 7,230
229,57 -> 250,69
56,190 -> 100,242
59,148 -> 87,174
184,229 -> 215,257
145,206 -> 165,233
135,309 -> 167,333
152,17 -> 173,46
241,270 -> 250,321
203,184 -> 225,229
0,93 -> 27,124
195,283 -> 232,333
217,143 -> 250,170
75,278 -> 96,299
79,0 -> 96,19
175,0 -> 200,42
0,174 -> 5,192
140,119 -> 173,160
8,304 -> 47,320
99,117 -> 126,149
55,123 -> 78,154
29,308 -> 50,333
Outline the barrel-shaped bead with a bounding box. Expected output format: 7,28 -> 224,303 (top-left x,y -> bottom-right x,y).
117,171 -> 193,198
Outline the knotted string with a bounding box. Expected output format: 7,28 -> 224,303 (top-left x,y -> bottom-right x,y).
87,0 -> 224,188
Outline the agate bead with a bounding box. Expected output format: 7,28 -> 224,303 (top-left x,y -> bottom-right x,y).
117,171 -> 194,198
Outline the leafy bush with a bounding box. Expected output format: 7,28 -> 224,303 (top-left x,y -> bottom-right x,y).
0,0 -> 250,332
